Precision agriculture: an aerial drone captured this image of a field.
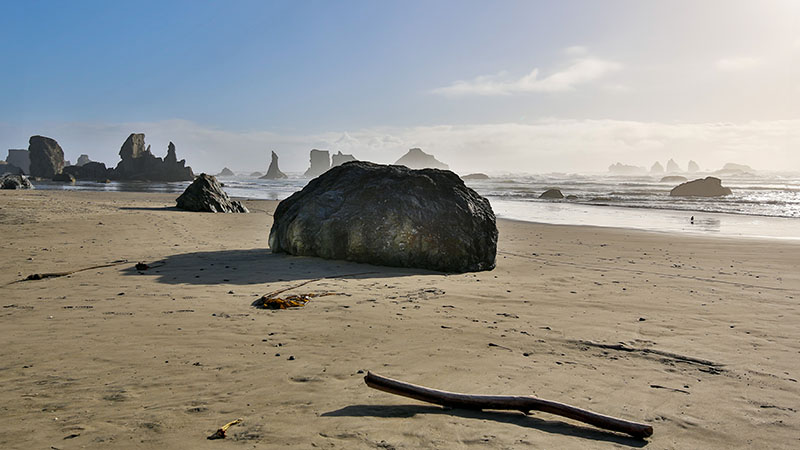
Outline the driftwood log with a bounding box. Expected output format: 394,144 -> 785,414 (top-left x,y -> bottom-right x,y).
364,371 -> 653,439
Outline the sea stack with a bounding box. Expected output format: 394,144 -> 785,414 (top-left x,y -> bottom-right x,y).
28,136 -> 65,179
111,134 -> 194,181
331,151 -> 356,168
670,177 -> 732,197
217,167 -> 235,177
687,160 -> 700,173
269,162 -> 497,273
666,159 -> 680,173
650,161 -> 664,174
261,151 -> 287,179
394,148 -> 449,170
303,149 -> 330,178
6,149 -> 30,174
76,154 -> 92,166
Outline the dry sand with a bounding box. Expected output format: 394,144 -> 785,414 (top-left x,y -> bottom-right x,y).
1,190 -> 799,449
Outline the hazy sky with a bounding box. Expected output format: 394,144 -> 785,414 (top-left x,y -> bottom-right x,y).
1,0 -> 799,174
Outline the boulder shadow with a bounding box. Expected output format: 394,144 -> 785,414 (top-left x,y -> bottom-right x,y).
122,249 -> 439,285
322,404 -> 648,447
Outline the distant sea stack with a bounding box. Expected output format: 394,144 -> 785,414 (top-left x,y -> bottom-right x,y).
670,177 -> 732,197
28,136 -> 65,179
394,148 -> 448,170
217,167 -> 235,177
666,159 -> 680,173
608,162 -> 645,175
687,160 -> 700,173
660,175 -> 688,183
331,151 -> 356,168
303,149 -> 330,178
76,154 -> 92,166
261,151 -> 287,179
650,161 -> 664,174
6,149 -> 30,174
462,173 -> 490,180
111,134 -> 194,181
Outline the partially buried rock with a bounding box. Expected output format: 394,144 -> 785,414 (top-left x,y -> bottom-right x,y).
269,161 -> 497,272
539,188 -> 564,199
176,174 -> 248,213
1,174 -> 34,189
670,177 -> 732,197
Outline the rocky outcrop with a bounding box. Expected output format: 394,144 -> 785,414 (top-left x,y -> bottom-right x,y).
261,151 -> 287,179
62,162 -> 110,180
28,136 -> 65,179
462,173 -> 490,180
650,161 -> 664,174
660,175 -> 688,183
1,174 -> 34,189
76,154 -> 92,166
331,151 -> 356,168
176,174 -> 248,213
52,172 -> 76,183
608,162 -> 645,175
111,135 -> 194,181
217,167 -> 235,177
539,188 -> 564,199
0,161 -> 23,175
6,149 -> 30,174
687,160 -> 700,173
303,149 -> 330,178
394,148 -> 449,170
670,177 -> 732,197
249,171 -> 264,178
666,159 -> 680,173
269,162 -> 497,273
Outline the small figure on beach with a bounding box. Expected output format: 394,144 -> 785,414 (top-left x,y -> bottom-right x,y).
690,216 -> 694,224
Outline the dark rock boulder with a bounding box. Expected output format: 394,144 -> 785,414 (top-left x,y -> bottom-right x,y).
76,154 -> 92,166
269,161 -> 497,273
462,173 -> 490,180
28,136 -> 65,178
261,151 -> 287,179
303,149 -> 330,178
217,167 -> 235,177
1,174 -> 34,189
539,188 -> 564,199
670,177 -> 732,197
52,172 -> 76,183
176,174 -> 248,213
6,149 -> 30,174
63,162 -> 110,180
660,175 -> 687,183
112,134 -> 194,181
394,148 -> 449,170
331,151 -> 356,168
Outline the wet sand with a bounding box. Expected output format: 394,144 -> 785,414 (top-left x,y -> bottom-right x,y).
1,190 -> 799,449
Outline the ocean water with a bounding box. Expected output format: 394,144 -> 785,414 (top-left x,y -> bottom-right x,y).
30,171 -> 800,240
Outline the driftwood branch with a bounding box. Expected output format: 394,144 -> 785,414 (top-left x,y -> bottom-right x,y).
364,371 -> 653,439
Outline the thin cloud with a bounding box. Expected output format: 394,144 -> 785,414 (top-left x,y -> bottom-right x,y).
715,57 -> 762,71
432,56 -> 621,96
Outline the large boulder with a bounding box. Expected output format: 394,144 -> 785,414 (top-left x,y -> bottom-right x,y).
331,151 -> 356,168
112,135 -> 194,181
261,151 -> 287,179
63,161 -> 110,180
176,174 -> 248,213
269,161 -> 497,272
28,136 -> 65,178
6,149 -> 30,174
303,149 -> 330,178
539,188 -> 564,199
1,174 -> 34,189
394,148 -> 449,170
670,177 -> 732,197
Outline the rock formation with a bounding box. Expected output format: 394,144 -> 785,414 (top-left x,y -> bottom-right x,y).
52,172 -> 76,183
666,159 -> 680,173
269,161 -> 497,273
539,188 -> 564,199
650,161 -> 664,174
670,177 -> 732,197
0,161 -> 23,175
1,174 -> 34,189
303,149 -> 330,178
331,151 -> 356,168
62,162 -> 110,181
6,149 -> 30,174
462,173 -> 490,180
249,171 -> 264,178
687,160 -> 700,173
76,154 -> 92,166
217,167 -> 235,177
176,174 -> 248,213
394,148 -> 449,170
28,136 -> 65,179
261,151 -> 287,179
660,175 -> 688,183
111,134 -> 194,181
608,162 -> 645,175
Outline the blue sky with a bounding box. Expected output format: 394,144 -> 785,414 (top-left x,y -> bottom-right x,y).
1,1 -> 799,173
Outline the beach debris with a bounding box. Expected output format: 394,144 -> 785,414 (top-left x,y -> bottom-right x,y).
207,418 -> 242,440
6,260 -> 129,286
364,372 -> 653,439
252,292 -> 339,310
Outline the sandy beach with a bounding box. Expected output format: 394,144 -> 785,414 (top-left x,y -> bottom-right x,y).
1,189 -> 799,449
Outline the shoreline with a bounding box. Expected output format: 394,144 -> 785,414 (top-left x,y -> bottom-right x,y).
2,190 -> 799,448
